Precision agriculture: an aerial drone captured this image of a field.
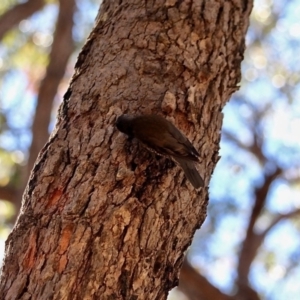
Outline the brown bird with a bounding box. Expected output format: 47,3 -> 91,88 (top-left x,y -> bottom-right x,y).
116,114 -> 204,188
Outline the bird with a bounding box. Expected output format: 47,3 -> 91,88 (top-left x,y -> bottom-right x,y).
116,114 -> 204,188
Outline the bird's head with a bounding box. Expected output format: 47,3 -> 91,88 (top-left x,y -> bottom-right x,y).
116,114 -> 135,137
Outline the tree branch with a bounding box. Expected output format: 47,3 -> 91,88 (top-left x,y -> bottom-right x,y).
222,129 -> 265,164
0,0 -> 254,298
261,208 -> 300,238
0,0 -> 45,40
237,167 -> 281,285
235,208 -> 300,300
178,259 -> 235,300
0,185 -> 18,203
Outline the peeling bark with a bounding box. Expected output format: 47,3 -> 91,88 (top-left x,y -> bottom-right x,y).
0,0 -> 253,299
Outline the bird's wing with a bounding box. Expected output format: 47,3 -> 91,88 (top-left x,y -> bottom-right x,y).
132,115 -> 199,161
164,125 -> 199,161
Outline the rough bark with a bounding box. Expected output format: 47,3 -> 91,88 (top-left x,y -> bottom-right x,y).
9,0 -> 75,223
26,0 -> 75,181
0,0 -> 253,299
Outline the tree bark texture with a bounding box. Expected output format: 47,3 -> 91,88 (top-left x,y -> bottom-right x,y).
26,0 -> 75,183
0,0 -> 253,299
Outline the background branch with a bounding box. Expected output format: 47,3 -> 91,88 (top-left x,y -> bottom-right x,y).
179,259 -> 235,300
0,0 -> 45,40
237,167 -> 282,285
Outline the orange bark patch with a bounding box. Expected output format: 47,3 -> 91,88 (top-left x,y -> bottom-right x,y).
58,254 -> 68,274
58,223 -> 74,255
46,188 -> 63,209
56,224 -> 74,274
58,193 -> 68,213
22,230 -> 37,270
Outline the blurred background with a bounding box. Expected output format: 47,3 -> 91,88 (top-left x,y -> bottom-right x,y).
0,0 -> 299,299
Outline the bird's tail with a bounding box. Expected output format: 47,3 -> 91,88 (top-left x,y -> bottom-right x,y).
175,158 -> 204,189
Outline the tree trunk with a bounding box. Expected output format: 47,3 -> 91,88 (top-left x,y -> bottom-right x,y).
0,0 -> 253,299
